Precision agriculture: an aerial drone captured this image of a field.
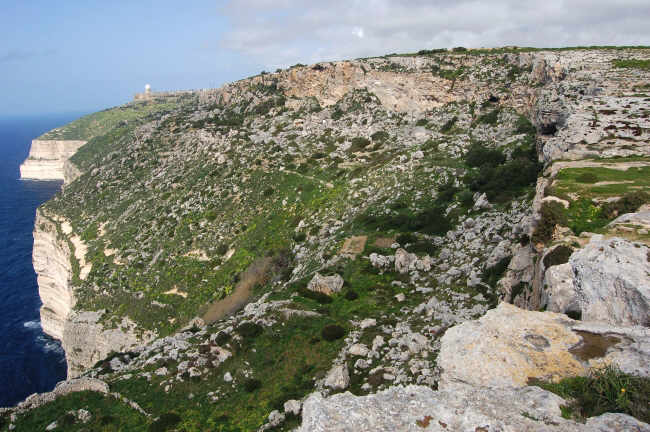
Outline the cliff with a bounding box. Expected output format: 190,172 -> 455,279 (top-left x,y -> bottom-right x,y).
3,46 -> 649,430
33,209 -> 154,378
19,140 -> 86,181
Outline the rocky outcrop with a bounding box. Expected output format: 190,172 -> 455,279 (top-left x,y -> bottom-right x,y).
298,384 -> 650,431
437,303 -> 649,389
62,311 -> 154,377
307,273 -> 344,295
33,209 -> 152,378
14,378 -> 108,413
20,139 -> 86,181
542,236 -> 649,326
33,210 -> 75,340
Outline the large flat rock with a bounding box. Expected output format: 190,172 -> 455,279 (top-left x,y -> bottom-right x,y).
298,384 -> 649,431
438,303 -> 650,389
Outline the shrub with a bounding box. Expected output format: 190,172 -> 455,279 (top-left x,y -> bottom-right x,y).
515,116 -> 536,135
263,187 -> 275,196
477,108 -> 500,125
534,365 -> 650,422
465,143 -> 505,168
440,116 -> 458,133
576,172 -> 598,183
293,232 -> 307,243
298,287 -> 332,304
349,137 -> 371,152
236,322 -> 264,339
532,201 -> 568,244
415,118 -> 428,127
344,290 -> 359,300
458,189 -> 474,208
243,378 -> 262,392
396,233 -> 417,245
60,413 -> 76,426
543,245 -> 573,268
321,324 -> 345,341
371,130 -> 389,142
601,191 -> 650,219
149,412 -> 182,432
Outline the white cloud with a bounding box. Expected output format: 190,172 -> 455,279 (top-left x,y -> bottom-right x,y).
219,0 -> 650,70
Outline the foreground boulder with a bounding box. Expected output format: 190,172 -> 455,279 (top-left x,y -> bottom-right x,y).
438,303 -> 650,389
542,236 -> 649,326
298,384 -> 649,431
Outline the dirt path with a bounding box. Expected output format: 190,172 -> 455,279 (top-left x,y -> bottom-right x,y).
202,257 -> 272,324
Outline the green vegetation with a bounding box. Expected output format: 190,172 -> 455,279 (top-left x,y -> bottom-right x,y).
612,59 -> 650,70
532,201 -> 568,244
41,99 -> 184,141
533,365 -> 650,422
9,391 -> 149,431
543,245 -> 573,268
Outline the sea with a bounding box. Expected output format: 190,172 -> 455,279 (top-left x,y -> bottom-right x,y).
0,113 -> 83,407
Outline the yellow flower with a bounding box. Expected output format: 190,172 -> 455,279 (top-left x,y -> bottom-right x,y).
620,388 -> 626,393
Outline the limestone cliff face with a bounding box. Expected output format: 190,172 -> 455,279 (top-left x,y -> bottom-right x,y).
20,139 -> 86,181
33,209 -> 153,378
33,210 -> 75,341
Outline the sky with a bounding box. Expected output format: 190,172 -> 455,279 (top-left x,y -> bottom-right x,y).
1,0 -> 649,116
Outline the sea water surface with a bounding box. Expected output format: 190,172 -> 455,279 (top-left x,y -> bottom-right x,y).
0,114 -> 82,407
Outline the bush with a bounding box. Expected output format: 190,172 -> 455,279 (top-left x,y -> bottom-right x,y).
243,378 -> 262,392
344,290 -> 359,300
415,118 -> 428,127
601,191 -> 650,219
349,137 -> 371,152
543,245 -> 573,268
534,365 -> 650,422
477,108 -> 500,125
458,189 -> 474,208
396,233 -> 417,245
532,201 -> 568,244
371,130 -> 389,143
60,413 -> 76,426
263,187 -> 275,196
321,324 -> 346,341
515,116 -> 536,135
440,116 -> 458,133
215,331 -> 231,345
149,412 -> 182,432
236,322 -> 264,339
465,143 -> 505,168
293,232 -> 307,243
576,172 -> 599,183
298,287 -> 332,304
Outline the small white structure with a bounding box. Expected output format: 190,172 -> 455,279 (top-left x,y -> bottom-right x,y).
145,84 -> 151,95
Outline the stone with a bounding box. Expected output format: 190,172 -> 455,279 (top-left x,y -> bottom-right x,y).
76,409 -> 92,423
223,372 -> 233,382
584,412 -> 650,432
369,253 -> 391,269
394,293 -> 405,302
486,240 -> 511,269
542,237 -> 649,326
154,367 -> 168,376
307,273 -> 344,296
348,344 -> 369,357
359,318 -> 376,329
284,399 -> 302,416
46,421 -> 58,431
324,364 -> 350,390
297,384 -> 647,431
394,248 -> 416,274
473,192 -> 492,210
267,410 -> 285,427
438,303 -> 650,389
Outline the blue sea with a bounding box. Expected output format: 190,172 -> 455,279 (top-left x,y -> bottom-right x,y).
0,114 -> 82,407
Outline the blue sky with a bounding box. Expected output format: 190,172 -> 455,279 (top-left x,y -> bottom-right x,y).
1,0 -> 649,116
